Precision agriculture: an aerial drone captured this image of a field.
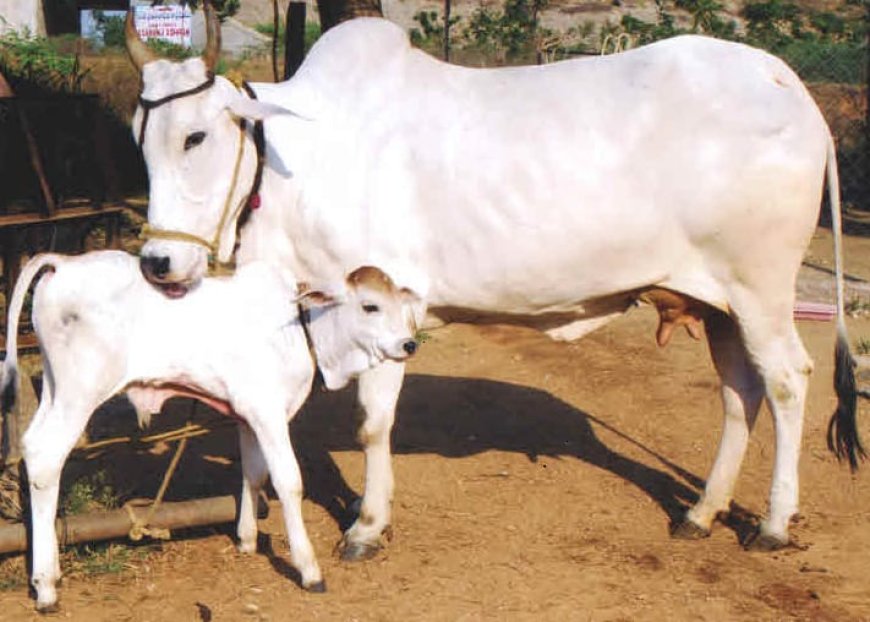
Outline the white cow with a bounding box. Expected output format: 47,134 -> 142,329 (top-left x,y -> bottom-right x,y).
124,8 -> 862,561
0,250 -> 420,612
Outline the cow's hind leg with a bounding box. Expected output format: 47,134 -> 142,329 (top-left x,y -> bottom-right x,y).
339,360 -> 405,561
671,311 -> 765,539
738,305 -> 812,550
237,423 -> 268,554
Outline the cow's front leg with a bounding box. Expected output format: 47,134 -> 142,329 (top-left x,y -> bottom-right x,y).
339,360 -> 405,561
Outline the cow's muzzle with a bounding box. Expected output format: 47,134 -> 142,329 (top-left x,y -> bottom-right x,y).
140,255 -> 191,299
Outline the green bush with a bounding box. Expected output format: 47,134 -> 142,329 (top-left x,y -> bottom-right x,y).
183,0 -> 240,21
99,14 -> 126,49
254,21 -> 322,54
411,9 -> 461,53
61,470 -> 118,516
778,39 -> 866,84
464,0 -> 547,63
0,30 -> 89,94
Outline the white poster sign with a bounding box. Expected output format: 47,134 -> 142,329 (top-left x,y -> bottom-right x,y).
134,5 -> 192,48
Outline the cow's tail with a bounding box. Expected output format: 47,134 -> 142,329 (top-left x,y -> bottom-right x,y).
1,253 -> 60,411
824,136 -> 865,471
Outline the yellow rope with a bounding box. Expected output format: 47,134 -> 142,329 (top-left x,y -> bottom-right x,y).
138,116 -> 247,279
125,418 -> 193,542
77,420 -> 234,454
138,225 -> 213,250
223,69 -> 246,88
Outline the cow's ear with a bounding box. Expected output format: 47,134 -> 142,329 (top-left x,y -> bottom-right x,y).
225,92 -> 303,121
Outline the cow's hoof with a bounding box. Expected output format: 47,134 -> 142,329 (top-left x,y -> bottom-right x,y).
335,537 -> 381,562
35,600 -> 60,615
744,530 -> 788,552
669,519 -> 710,540
305,580 -> 327,593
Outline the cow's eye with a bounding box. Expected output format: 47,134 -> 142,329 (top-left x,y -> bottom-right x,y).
362,303 -> 380,314
184,131 -> 206,151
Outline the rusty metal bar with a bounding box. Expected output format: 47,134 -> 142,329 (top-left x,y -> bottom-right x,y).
0,495 -> 243,554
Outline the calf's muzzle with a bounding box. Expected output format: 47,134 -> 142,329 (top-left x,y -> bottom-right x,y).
402,339 -> 418,356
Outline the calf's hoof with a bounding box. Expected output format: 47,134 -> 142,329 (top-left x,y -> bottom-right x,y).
335,537 -> 381,562
743,529 -> 789,552
305,580 -> 327,593
669,518 -> 710,540
237,540 -> 257,555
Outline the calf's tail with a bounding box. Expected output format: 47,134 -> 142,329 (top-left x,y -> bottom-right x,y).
824,136 -> 866,471
1,253 -> 62,411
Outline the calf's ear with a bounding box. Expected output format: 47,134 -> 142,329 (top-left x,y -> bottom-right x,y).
293,283 -> 347,307
295,290 -> 334,307
399,287 -> 422,306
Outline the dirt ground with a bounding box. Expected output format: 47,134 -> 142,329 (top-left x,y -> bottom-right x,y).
1,224 -> 870,621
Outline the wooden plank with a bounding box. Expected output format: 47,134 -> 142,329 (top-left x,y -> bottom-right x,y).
0,203 -> 125,229
0,333 -> 38,353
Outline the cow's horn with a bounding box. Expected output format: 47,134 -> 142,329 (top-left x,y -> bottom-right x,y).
202,0 -> 221,71
125,8 -> 158,71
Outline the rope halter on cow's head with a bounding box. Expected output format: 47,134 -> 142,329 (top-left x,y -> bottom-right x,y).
137,114 -> 247,262
127,1 -> 265,274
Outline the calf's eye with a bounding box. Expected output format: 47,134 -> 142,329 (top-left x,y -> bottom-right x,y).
362,303 -> 380,314
184,131 -> 206,151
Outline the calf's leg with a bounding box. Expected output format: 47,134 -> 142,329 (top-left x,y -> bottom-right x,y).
245,414 -> 324,591
23,396 -> 92,612
237,423 -> 268,554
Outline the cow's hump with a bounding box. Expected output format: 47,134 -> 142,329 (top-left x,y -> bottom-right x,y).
297,18 -> 410,83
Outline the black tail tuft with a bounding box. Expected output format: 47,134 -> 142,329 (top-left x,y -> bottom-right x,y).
0,365 -> 18,414
827,332 -> 866,471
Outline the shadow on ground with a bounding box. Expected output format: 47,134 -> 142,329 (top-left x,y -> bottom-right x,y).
5,370 -> 761,558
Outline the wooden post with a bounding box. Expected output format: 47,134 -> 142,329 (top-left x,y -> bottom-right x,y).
443,0 -> 451,62
0,72 -> 11,97
865,3 -> 869,209
284,2 -> 308,80
271,0 -> 280,82
316,0 -> 383,33
15,102 -> 56,217
533,0 -> 541,65
92,97 -> 119,205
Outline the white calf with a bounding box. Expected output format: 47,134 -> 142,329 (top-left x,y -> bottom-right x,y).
0,250 -> 419,612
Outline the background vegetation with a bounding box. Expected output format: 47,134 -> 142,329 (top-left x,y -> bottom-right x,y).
0,0 -> 866,208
